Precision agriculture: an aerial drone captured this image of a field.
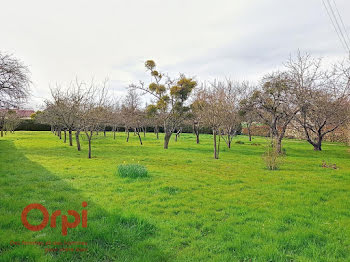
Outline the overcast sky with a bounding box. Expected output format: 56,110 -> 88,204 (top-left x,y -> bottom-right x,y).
1,0 -> 350,109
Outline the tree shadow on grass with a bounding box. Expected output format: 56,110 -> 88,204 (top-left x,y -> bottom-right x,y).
0,140 -> 167,262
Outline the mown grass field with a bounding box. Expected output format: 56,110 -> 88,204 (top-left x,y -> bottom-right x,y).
0,131 -> 349,262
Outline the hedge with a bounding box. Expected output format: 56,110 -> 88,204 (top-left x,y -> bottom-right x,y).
15,119 -> 51,131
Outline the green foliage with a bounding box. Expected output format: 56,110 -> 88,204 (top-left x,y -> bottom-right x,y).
30,110 -> 42,120
145,60 -> 156,70
118,163 -> 148,178
149,82 -> 158,92
151,70 -> 159,76
146,104 -> 158,116
143,60 -> 197,116
16,119 -> 50,131
172,76 -> 197,101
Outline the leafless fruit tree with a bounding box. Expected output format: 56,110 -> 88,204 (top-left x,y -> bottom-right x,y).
286,53 -> 350,151
0,52 -> 30,109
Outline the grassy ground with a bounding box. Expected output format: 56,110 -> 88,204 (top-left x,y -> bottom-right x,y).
0,131 -> 349,262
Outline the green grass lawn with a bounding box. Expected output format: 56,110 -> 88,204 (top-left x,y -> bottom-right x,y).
0,131 -> 349,261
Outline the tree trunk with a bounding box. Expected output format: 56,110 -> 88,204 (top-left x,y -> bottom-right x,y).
276,137 -> 282,154
69,129 -> 73,146
314,143 -> 322,151
213,130 -> 218,159
193,123 -> 200,144
227,135 -> 231,149
113,130 -> 116,140
143,127 -> 146,137
313,136 -> 323,151
88,131 -> 92,159
59,129 -> 62,140
164,132 -> 172,149
64,130 -> 67,143
175,128 -> 182,142
76,131 -> 81,151
126,130 -> 130,142
1,129 -> 3,137
218,133 -> 221,159
154,126 -> 159,139
247,125 -> 252,141
104,130 -> 106,137
136,129 -> 143,145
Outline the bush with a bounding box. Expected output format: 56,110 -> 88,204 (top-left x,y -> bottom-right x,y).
262,142 -> 283,170
15,119 -> 51,131
118,164 -> 148,178
235,141 -> 245,144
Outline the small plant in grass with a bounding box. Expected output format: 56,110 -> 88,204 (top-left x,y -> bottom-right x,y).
251,143 -> 261,146
321,160 -> 338,169
235,141 -> 245,144
118,163 -> 148,178
262,140 -> 283,170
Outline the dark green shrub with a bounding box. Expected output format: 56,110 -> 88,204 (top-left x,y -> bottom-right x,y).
118,164 -> 148,178
15,119 -> 50,131
235,141 -> 245,144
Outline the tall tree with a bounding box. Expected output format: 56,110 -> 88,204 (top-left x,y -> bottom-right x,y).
121,90 -> 144,145
239,82 -> 258,142
0,52 -> 30,108
4,110 -> 21,133
193,82 -> 227,159
130,60 -> 197,149
80,81 -> 109,158
249,72 -> 298,153
286,53 -> 350,150
218,80 -> 241,149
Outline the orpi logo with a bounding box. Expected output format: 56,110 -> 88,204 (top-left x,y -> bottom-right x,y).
21,202 -> 88,236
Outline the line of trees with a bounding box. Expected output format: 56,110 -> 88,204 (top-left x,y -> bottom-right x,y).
241,52 -> 350,152
25,54 -> 350,159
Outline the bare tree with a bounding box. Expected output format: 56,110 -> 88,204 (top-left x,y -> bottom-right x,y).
121,90 -> 144,145
4,110 -> 21,133
0,52 -> 30,108
239,82 -> 259,142
0,110 -> 6,137
193,82 -> 227,159
44,80 -> 87,148
146,103 -> 162,140
189,91 -> 203,144
218,80 -> 241,149
249,72 -> 299,153
130,60 -> 197,149
80,80 -> 109,158
108,99 -> 122,140
286,53 -> 350,150
39,102 -> 65,140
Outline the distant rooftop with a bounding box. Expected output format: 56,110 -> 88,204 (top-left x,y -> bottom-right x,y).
0,109 -> 35,118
